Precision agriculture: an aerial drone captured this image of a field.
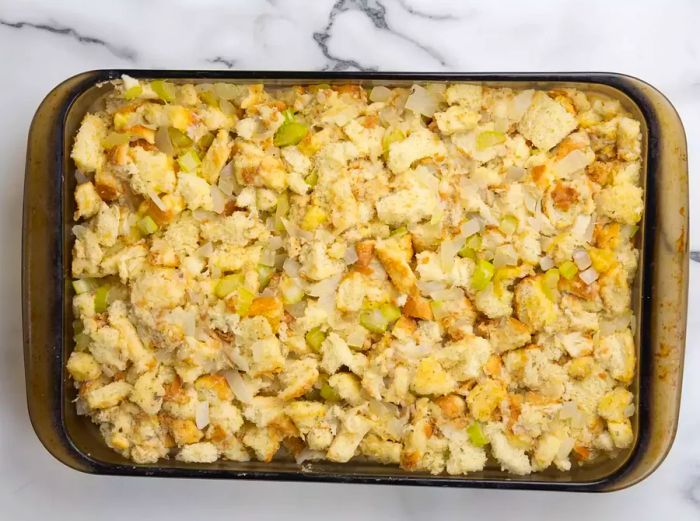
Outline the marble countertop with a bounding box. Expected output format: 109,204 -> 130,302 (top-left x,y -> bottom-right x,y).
1,0 -> 698,519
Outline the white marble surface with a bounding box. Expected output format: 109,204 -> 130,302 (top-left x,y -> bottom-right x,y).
0,0 -> 698,519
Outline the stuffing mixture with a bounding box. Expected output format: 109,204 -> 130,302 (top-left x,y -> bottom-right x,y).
68,77 -> 643,474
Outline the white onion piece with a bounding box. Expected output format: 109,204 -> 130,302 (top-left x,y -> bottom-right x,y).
571,214 -> 591,238
210,185 -> 227,214
369,85 -> 392,102
281,217 -> 312,241
307,274 -> 341,298
75,170 -> 89,184
505,166 -> 525,182
417,280 -> 447,295
555,150 -> 590,177
260,248 -> 276,267
579,267 -> 599,285
557,438 -> 575,459
223,348 -> 249,372
223,370 -> 254,404
343,245 -> 358,265
196,242 -> 213,258
295,449 -> 324,465
405,84 -> 439,117
509,89 -> 534,120
217,161 -> 238,196
539,256 -> 555,271
283,258 -> 300,277
584,216 -> 596,243
267,236 -> 284,250
195,401 -> 210,429
346,327 -> 367,348
461,217 -> 482,238
523,192 -> 538,214
219,98 -> 235,115
155,126 -> 174,156
147,189 -> 167,211
493,247 -> 518,268
286,300 -> 307,318
573,250 -> 592,270
624,403 -> 636,418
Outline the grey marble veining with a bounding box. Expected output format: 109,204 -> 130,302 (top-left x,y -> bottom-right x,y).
0,1 -> 697,519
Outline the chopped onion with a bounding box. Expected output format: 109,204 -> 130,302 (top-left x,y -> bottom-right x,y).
192,209 -> 215,221
147,189 -> 167,211
555,150 -> 590,177
417,280 -> 447,295
599,313 -> 633,336
523,192 -> 538,214
557,437 -> 575,459
343,246 -> 358,265
223,348 -> 249,372
223,370 -> 254,404
219,98 -> 236,115
75,170 -> 89,184
346,327 -> 367,348
431,287 -> 464,301
573,250 -> 592,270
195,401 -> 210,429
267,236 -> 284,250
505,166 -> 525,182
286,300 -> 307,318
283,258 -> 300,277
509,89 -> 534,120
306,274 -> 341,298
369,85 -> 392,102
155,126 -> 174,156
493,246 -> 518,268
260,248 -> 277,267
295,448 -> 324,465
571,214 -> 591,238
584,216 -> 596,243
624,403 -> 636,418
579,267 -> 599,285
196,242 -> 213,258
281,217 -> 312,241
217,161 -> 238,196
461,217 -> 482,238
210,185 -> 227,214
405,84 -> 439,117
539,256 -> 555,271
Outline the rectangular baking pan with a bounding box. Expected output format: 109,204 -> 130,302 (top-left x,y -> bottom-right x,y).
22,70 -> 688,491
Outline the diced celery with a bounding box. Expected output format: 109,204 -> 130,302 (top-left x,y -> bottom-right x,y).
279,275 -> 305,305
360,308 -> 389,333
257,265 -> 274,290
72,278 -> 97,295
542,268 -> 560,301
301,206 -> 327,231
305,170 -> 319,187
459,233 -> 482,259
94,285 -> 110,314
168,127 -> 194,148
467,422 -> 488,447
379,303 -> 401,324
274,120 -> 309,147
320,383 -> 340,402
138,215 -> 159,236
124,84 -> 143,100
101,132 -> 131,149
177,148 -> 200,172
476,130 -> 506,150
389,226 -> 408,238
150,80 -> 176,103
215,273 -> 244,299
588,247 -> 616,274
382,128 -> 405,159
274,191 -> 290,232
305,327 -> 326,352
430,300 -> 447,320
199,89 -> 219,107
235,287 -> 255,316
471,259 -> 495,291
559,260 -> 578,280
499,215 -> 519,235
197,132 -> 215,153
113,113 -> 128,130
74,332 -> 91,351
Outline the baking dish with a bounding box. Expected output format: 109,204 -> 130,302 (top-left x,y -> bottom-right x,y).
22,70 -> 688,491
